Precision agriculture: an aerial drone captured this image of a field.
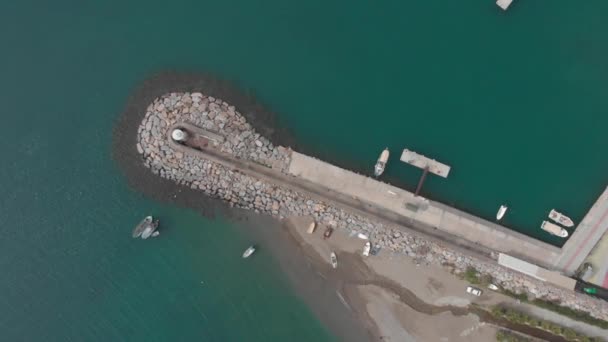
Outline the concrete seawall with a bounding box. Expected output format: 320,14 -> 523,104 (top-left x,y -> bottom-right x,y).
288,152 -> 562,269
134,91 -> 608,321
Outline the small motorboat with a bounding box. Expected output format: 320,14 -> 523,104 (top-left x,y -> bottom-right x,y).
242,246 -> 256,258
374,148 -> 390,177
496,205 -> 508,221
132,216 -> 153,238
140,219 -> 160,240
307,221 -> 317,234
330,252 -> 338,269
151,231 -> 160,238
541,221 -> 569,238
362,242 -> 371,257
549,209 -> 574,228
323,227 -> 334,240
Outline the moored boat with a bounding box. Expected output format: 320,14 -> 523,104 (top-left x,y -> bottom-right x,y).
140,219 -> 160,239
496,205 -> 508,221
132,216 -> 153,238
242,245 -> 256,258
362,242 -> 371,257
374,148 -> 390,177
541,221 -> 568,238
307,221 -> 316,234
330,252 -> 338,269
549,209 -> 574,228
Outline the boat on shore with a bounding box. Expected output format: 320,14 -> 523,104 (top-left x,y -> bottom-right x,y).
323,227 -> 334,239
132,216 -> 153,238
307,221 -> 316,234
374,148 -> 390,177
549,209 -> 574,228
330,252 -> 338,268
242,246 -> 256,258
496,205 -> 508,221
541,221 -> 568,238
362,242 -> 371,257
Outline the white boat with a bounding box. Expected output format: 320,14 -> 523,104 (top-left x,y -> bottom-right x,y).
132,216 -> 153,238
549,209 -> 574,228
151,231 -> 160,237
140,219 -> 159,240
242,246 -> 256,258
541,221 -> 569,238
496,205 -> 508,221
307,221 -> 316,234
330,252 -> 338,269
374,148 -> 390,177
362,242 -> 371,257
496,0 -> 513,11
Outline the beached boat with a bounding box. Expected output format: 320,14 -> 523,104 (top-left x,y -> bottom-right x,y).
374,148 -> 390,177
330,252 -> 338,269
323,227 -> 334,240
242,246 -> 256,258
140,219 -> 160,239
357,233 -> 369,240
307,221 -> 316,234
496,205 -> 508,221
549,209 -> 574,228
362,242 -> 371,257
132,216 -> 153,238
541,221 -> 568,238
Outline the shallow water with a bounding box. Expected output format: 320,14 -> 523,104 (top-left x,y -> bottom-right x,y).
2,0 -> 607,339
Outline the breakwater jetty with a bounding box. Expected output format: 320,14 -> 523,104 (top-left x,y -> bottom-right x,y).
135,90 -> 608,321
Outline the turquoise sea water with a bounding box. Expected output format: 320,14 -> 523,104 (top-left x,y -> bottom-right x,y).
2,0 -> 608,339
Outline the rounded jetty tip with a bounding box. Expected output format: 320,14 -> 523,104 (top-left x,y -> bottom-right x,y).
172,129 -> 187,142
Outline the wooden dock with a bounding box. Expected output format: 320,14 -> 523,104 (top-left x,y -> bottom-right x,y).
400,149 -> 451,178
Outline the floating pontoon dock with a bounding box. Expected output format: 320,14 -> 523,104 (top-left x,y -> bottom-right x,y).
400,149 -> 451,196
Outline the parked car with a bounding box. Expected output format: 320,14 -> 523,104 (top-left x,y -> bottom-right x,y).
487,284 -> 499,291
466,286 -> 483,297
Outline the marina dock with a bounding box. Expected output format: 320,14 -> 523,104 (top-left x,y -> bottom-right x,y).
400,149 -> 451,178
289,152 -> 561,268
554,187 -> 608,275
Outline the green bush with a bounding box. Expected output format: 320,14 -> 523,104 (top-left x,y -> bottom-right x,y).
531,299 -> 608,329
464,266 -> 480,284
496,329 -> 531,342
489,305 -> 597,342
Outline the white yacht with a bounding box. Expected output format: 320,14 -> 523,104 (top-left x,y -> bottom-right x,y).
541,221 -> 568,238
374,148 -> 390,177
496,205 -> 508,221
549,209 -> 574,228
242,246 -> 256,258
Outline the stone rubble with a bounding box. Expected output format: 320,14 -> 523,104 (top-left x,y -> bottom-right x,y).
137,92 -> 608,321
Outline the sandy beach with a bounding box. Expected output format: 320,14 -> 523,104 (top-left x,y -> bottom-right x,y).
281,215 -> 503,341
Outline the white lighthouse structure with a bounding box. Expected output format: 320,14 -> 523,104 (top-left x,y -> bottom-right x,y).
171,128 -> 188,142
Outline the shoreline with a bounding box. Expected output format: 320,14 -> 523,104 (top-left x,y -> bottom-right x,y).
111,72 -> 373,341
113,72 -> 608,341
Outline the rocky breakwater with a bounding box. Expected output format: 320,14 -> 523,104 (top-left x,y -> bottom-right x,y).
137,92 -> 608,321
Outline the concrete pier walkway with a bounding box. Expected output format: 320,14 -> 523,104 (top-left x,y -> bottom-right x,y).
288,152 -> 562,269
554,187 -> 608,275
